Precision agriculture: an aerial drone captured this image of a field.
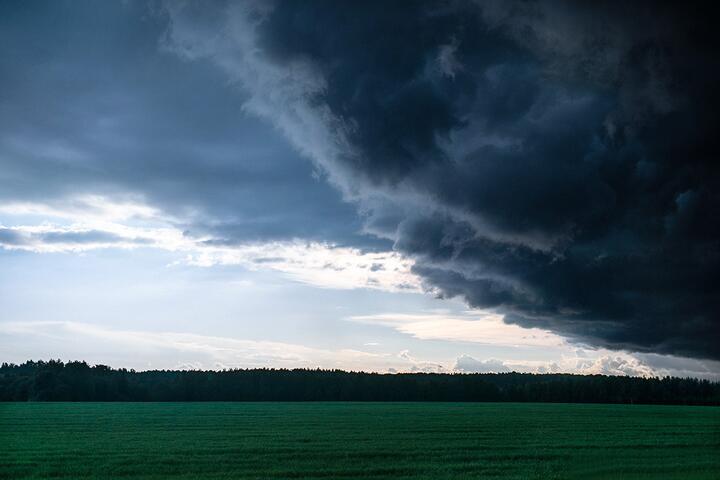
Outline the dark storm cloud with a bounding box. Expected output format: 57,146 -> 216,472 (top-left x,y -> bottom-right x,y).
164,0 -> 719,359
0,0 -> 378,249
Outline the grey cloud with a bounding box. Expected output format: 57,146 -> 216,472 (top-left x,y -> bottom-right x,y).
251,257 -> 286,264
0,228 -> 28,247
2,1 -> 716,361
163,1 -> 720,360
0,227 -> 144,250
0,0 -> 379,250
635,353 -> 720,381
39,230 -> 129,245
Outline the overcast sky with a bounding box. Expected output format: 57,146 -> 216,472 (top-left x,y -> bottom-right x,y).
1,1 -> 718,379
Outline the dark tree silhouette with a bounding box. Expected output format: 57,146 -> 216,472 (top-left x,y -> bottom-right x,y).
1,360 -> 718,404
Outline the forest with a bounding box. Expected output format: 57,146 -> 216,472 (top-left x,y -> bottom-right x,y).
1,360 -> 718,404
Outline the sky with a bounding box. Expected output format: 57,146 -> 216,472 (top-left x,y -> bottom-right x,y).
1,1 -> 718,379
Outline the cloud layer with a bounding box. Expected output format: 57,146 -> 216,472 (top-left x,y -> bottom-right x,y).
163,1 -> 719,360
0,0 -> 377,249
348,311 -> 564,347
0,197 -> 419,292
4,321 -> 717,379
1,1 -> 717,367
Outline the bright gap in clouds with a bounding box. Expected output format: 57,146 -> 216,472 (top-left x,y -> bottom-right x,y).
2,320 -> 717,380
2,195 -> 718,380
0,196 -> 419,292
347,311 -> 565,348
2,1 -> 717,385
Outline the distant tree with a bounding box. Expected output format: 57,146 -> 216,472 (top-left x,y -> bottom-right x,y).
0,360 -> 718,404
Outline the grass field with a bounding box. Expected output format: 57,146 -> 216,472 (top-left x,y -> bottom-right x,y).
1,403 -> 718,479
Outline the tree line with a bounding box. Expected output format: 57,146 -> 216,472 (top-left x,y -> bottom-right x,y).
1,360 -> 718,404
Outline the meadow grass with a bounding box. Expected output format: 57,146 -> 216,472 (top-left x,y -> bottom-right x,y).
1,402 -> 718,479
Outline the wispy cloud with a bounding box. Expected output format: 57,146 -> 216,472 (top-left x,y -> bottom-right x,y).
453,351 -> 720,380
0,321 -> 400,372
3,320 -> 717,378
0,197 -> 420,292
347,311 -> 565,347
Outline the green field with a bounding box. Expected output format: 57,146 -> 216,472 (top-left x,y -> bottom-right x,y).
1,403 -> 718,479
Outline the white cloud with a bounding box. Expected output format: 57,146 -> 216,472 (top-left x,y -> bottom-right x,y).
396,349 -> 447,373
580,354 -> 655,377
182,241 -> 420,292
3,198 -> 717,379
0,195 -> 169,224
0,197 -> 420,292
347,310 -> 566,347
454,355 -> 510,373
3,320 -> 717,378
346,310 -> 714,379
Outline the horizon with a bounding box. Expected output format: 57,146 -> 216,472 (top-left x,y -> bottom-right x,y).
1,1 -> 719,381
7,359 -> 720,380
